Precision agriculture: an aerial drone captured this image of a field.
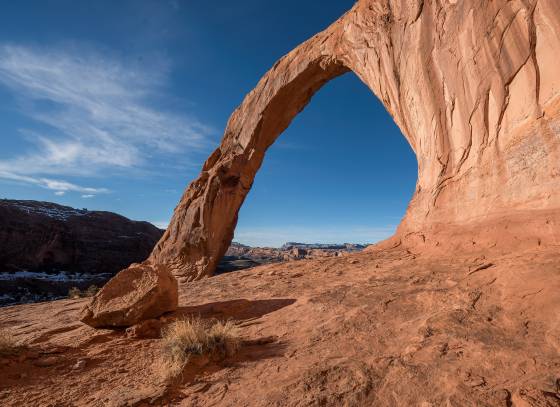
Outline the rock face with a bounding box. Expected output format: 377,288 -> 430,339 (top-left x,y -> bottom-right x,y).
0,199 -> 163,274
80,264 -> 178,328
144,0 -> 560,281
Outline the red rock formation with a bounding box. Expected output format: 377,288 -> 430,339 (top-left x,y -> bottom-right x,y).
149,0 -> 560,281
83,0 -> 560,326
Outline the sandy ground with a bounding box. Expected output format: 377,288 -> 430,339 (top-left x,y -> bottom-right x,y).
1,245 -> 559,406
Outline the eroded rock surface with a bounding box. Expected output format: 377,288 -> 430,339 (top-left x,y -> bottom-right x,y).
146,0 -> 560,281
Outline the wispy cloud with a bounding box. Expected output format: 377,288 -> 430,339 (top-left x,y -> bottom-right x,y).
0,170 -> 109,194
0,44 -> 213,192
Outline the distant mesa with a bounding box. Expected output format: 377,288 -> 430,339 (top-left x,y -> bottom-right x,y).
280,242 -> 367,251
0,199 -> 163,306
0,199 -> 163,275
217,241 -> 367,274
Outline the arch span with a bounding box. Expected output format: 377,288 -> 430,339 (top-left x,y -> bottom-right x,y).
82,0 -> 560,326
149,31 -> 357,281
233,70 -> 418,248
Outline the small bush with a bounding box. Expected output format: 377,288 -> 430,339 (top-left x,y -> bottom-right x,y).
84,285 -> 99,297
0,329 -> 19,356
68,287 -> 82,299
159,317 -> 240,381
68,285 -> 99,299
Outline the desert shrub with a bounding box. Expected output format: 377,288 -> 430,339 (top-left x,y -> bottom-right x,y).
0,329 -> 19,355
68,285 -> 99,299
68,287 -> 82,299
84,285 -> 99,297
159,317 -> 240,381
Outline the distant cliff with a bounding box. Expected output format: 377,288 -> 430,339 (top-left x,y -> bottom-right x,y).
280,242 -> 367,251
0,199 -> 163,275
217,241 -> 367,274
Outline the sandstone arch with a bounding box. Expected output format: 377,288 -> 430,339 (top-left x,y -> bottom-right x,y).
82,0 -> 560,326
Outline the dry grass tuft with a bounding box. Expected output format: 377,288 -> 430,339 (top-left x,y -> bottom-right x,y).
158,317 -> 240,382
68,285 -> 99,299
84,285 -> 100,297
0,329 -> 20,356
68,287 -> 82,299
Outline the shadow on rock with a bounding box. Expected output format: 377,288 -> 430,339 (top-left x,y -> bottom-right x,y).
174,298 -> 296,321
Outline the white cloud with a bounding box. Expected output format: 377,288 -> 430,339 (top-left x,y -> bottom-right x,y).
0,44 -> 214,191
54,191 -> 65,196
0,170 -> 108,194
81,194 -> 94,199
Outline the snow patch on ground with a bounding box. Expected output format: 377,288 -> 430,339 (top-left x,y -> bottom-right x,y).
10,202 -> 89,221
0,271 -> 112,282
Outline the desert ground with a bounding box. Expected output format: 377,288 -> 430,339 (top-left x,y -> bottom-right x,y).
1,242 -> 559,406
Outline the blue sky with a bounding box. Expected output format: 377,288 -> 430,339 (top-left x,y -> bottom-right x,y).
0,0 -> 417,247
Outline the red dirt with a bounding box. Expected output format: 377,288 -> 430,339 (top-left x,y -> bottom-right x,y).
1,243 -> 559,406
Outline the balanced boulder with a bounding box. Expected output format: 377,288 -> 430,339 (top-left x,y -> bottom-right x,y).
80,264 -> 178,328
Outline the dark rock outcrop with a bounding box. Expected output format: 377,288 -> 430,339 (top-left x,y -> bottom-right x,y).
0,199 -> 163,275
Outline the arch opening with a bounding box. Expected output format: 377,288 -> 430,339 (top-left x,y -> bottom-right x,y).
147,44 -> 423,283
232,71 -> 418,249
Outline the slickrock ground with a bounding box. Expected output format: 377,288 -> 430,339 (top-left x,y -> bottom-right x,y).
2,244 -> 559,406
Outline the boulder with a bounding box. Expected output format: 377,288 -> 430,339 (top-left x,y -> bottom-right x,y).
80,264 -> 178,328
